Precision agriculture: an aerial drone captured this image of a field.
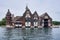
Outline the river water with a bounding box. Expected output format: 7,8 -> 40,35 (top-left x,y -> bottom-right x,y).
0,27 -> 60,40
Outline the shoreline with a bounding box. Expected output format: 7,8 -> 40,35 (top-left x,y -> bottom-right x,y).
0,25 -> 60,28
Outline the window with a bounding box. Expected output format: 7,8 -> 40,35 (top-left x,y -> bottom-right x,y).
34,22 -> 38,26
25,22 -> 31,26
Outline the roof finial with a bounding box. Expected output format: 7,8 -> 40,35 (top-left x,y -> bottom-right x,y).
26,5 -> 29,10
8,9 -> 10,12
7,9 -> 11,14
6,9 -> 11,15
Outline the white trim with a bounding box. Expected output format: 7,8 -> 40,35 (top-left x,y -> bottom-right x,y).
48,23 -> 51,26
44,16 -> 48,19
48,20 -> 50,22
25,22 -> 31,26
25,13 -> 31,18
15,24 -> 22,26
34,17 -> 38,19
34,22 -> 38,26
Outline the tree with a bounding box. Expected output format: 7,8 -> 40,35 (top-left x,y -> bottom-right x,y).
53,21 -> 60,25
0,18 -> 6,26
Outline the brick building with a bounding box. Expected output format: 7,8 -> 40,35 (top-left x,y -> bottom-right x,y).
6,6 -> 52,28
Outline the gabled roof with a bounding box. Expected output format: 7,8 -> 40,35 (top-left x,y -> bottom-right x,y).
33,11 -> 39,17
40,12 -> 52,19
23,6 -> 32,17
14,16 -> 21,21
13,16 -> 25,23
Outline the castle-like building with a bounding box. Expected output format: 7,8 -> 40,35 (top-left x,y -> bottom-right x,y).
6,6 -> 52,28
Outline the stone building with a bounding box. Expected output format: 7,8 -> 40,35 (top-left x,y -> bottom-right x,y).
6,6 -> 52,28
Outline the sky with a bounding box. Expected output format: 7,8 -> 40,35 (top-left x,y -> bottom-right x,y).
0,0 -> 60,21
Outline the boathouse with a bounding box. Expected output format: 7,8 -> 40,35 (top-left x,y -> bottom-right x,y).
6,6 -> 52,28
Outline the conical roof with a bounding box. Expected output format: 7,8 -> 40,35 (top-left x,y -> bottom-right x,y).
6,9 -> 11,16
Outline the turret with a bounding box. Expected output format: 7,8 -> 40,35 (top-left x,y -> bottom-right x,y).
6,9 -> 12,27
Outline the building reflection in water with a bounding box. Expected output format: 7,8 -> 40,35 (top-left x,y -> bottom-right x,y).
3,28 -> 13,40
3,27 -> 53,40
21,28 -> 53,40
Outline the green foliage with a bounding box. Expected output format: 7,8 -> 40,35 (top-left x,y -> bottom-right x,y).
0,18 -> 6,26
53,21 -> 60,25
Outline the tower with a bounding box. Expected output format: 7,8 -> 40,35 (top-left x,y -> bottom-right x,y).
6,9 -> 12,27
